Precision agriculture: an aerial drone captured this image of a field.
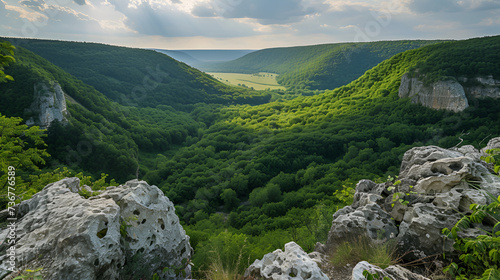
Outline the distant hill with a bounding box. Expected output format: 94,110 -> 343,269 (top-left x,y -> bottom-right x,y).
155,49 -> 256,68
200,40 -> 444,90
2,38 -> 270,108
154,49 -> 201,66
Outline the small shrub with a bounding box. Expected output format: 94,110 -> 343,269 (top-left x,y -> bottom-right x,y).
13,268 -> 43,280
329,234 -> 399,269
363,270 -> 391,280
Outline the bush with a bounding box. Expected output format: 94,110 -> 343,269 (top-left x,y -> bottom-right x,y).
329,234 -> 399,269
442,149 -> 500,279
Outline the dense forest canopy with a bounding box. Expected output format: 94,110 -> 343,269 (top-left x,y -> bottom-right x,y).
201,40 -> 444,91
2,38 -> 271,109
0,36 -> 499,277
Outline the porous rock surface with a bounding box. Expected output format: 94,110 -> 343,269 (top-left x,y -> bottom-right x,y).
244,242 -> 329,280
352,261 -> 429,280
325,138 -> 500,261
0,178 -> 192,280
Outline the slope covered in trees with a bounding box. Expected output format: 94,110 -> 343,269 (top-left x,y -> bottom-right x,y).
146,36 -> 500,273
0,46 -> 212,182
2,38 -> 271,108
201,40 -> 443,91
407,35 -> 500,84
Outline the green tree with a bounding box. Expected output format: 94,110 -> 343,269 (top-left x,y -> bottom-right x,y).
0,114 -> 49,206
220,188 -> 239,212
0,41 -> 15,83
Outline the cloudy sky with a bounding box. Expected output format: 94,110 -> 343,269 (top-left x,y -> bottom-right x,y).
0,0 -> 499,49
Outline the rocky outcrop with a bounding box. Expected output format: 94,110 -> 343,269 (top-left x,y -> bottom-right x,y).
244,242 -> 329,280
398,74 -> 469,112
25,81 -> 70,129
459,75 -> 500,99
325,138 -> 500,262
352,261 -> 429,280
399,73 -> 500,112
0,178 -> 192,280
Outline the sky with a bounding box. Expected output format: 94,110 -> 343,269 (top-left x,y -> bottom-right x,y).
0,0 -> 499,49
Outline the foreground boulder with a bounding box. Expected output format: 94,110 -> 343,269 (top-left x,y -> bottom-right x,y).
0,178 -> 192,280
326,138 -> 500,262
244,242 -> 329,280
352,261 -> 430,280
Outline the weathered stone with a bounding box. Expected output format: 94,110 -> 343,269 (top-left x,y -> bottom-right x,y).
352,261 -> 430,280
0,178 -> 192,280
244,242 -> 328,280
398,74 -> 469,112
484,137 -> 500,151
352,180 -> 386,209
398,203 -> 460,260
400,146 -> 500,198
455,145 -> 482,162
327,203 -> 398,245
459,75 -> 500,99
325,139 -> 500,264
25,81 -> 70,129
399,74 -> 500,113
399,146 -> 463,178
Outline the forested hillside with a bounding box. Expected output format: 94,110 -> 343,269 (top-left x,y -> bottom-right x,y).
2,38 -> 271,108
201,40 -> 443,91
0,46 -> 216,182
1,36 -> 499,278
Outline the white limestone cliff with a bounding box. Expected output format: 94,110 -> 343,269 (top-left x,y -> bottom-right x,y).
25,81 -> 70,129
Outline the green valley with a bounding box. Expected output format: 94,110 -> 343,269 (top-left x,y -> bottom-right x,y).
207,72 -> 286,91
1,35 -> 500,279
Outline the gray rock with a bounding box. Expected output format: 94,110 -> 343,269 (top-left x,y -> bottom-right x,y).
398,74 -> 469,112
327,203 -> 398,245
25,81 -> 70,129
397,203 -> 459,260
244,242 -> 328,280
325,141 -> 500,264
459,75 -> 500,99
483,137 -> 500,152
399,146 -> 463,179
352,261 -> 430,280
0,178 -> 192,280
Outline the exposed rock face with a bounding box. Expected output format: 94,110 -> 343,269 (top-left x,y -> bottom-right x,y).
0,178 -> 192,280
399,74 -> 468,112
352,261 -> 430,280
325,138 -> 500,262
25,81 -> 70,129
399,73 -> 500,112
328,201 -> 398,243
459,75 -> 500,99
244,242 -> 329,280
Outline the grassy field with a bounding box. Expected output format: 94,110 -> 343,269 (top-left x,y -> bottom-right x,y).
207,72 -> 286,91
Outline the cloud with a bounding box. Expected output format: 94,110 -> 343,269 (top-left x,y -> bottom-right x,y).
0,0 -> 498,50
191,4 -> 216,17
192,0 -> 325,25
19,0 -> 44,9
407,0 -> 461,13
107,0 -> 256,37
407,0 -> 500,14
